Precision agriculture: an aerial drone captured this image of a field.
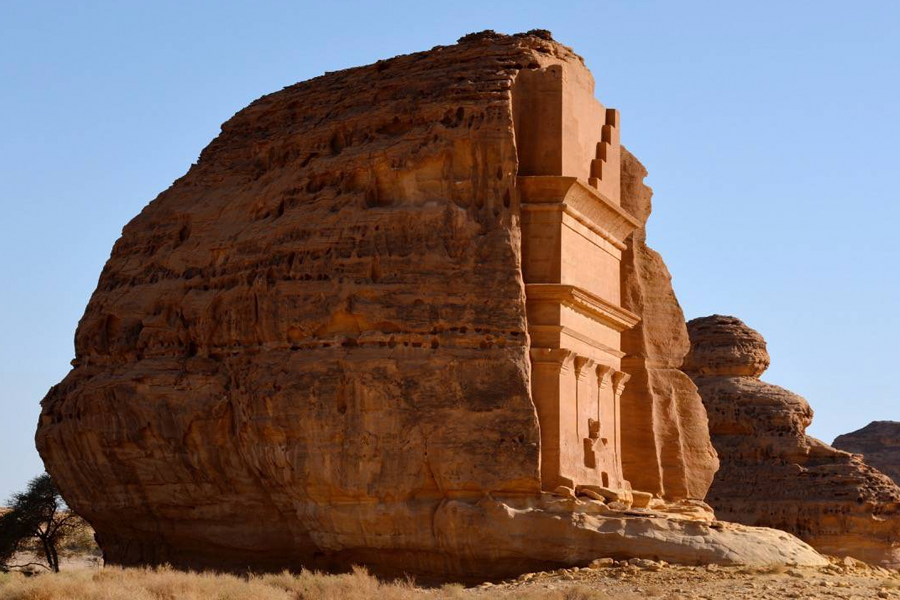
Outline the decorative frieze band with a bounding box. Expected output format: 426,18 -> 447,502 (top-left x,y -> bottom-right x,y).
528,325 -> 626,359
526,283 -> 640,332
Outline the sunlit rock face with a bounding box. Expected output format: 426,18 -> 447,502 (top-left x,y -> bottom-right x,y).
36,31 -> 825,578
685,315 -> 900,568
38,30 -> 547,576
618,150 -> 719,501
834,421 -> 900,488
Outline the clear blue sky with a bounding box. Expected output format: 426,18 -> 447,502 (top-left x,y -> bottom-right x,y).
1,1 -> 898,501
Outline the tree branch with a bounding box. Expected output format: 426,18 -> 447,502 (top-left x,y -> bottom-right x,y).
6,562 -> 51,571
48,513 -> 78,537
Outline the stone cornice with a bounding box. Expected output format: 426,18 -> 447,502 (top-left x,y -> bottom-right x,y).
518,176 -> 641,248
526,283 -> 640,332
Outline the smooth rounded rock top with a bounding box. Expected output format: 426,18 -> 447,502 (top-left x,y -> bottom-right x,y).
683,315 -> 770,377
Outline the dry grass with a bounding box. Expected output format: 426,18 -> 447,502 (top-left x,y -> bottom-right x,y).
0,565 -> 397,600
549,586 -> 612,600
0,565 -> 618,600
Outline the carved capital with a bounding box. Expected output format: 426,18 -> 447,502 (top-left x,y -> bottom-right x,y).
574,356 -> 595,380
611,370 -> 631,399
596,364 -> 614,389
530,348 -> 576,371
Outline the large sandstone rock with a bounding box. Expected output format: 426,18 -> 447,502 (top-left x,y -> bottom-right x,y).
39,30 -> 545,576
834,421 -> 900,487
685,315 -> 900,568
618,150 -> 719,500
36,31 -> 825,578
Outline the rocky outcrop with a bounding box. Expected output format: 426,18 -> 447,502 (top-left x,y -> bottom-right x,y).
38,30 -> 546,577
834,422 -> 900,487
618,150 -> 719,500
685,315 -> 900,568
36,31 -> 825,578
434,494 -> 825,574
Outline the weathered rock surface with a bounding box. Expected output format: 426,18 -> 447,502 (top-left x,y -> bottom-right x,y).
36,31 -> 825,578
834,422 -> 900,487
618,150 -> 719,500
39,30 -> 546,576
685,315 -> 900,568
438,494 -> 826,572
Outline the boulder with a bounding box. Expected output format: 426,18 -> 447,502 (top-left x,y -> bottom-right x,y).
685,315 -> 900,568
681,314 -> 769,377
631,491 -> 653,508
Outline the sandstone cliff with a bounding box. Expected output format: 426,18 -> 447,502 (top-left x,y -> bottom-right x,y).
618,150 -> 719,500
834,422 -> 900,487
36,31 -> 825,578
39,30 -> 549,575
685,315 -> 900,568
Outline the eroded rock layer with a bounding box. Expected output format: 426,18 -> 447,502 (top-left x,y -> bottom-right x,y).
834,422 -> 900,487
38,30 -> 551,575
685,315 -> 900,568
618,150 -> 719,500
37,31 -> 826,578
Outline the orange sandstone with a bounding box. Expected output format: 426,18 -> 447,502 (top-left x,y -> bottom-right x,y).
37,31 -> 824,578
685,315 -> 900,568
834,422 -> 900,487
618,150 -> 719,500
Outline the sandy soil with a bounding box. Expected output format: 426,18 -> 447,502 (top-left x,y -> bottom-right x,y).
475,557 -> 900,599
8,550 -> 102,573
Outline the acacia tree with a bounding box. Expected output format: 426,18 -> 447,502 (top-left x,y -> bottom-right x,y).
0,473 -> 84,572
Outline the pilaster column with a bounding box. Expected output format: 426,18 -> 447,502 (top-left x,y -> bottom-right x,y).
609,370 -> 631,486
530,348 -> 576,489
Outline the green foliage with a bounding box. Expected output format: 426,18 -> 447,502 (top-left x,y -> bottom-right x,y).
0,473 -> 88,572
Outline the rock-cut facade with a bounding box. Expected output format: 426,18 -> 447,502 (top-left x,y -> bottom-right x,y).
37,31 -> 825,578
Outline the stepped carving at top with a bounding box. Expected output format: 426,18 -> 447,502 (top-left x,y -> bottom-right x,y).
834,421 -> 900,487
36,31 -> 825,578
514,61 -> 641,492
685,315 -> 900,568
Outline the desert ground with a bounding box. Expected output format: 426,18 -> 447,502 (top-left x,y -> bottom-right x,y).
1,556 -> 899,600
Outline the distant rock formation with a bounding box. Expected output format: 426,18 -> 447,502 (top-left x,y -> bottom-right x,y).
618,150 -> 719,500
835,422 -> 900,487
685,315 -> 900,568
35,32 -> 826,578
